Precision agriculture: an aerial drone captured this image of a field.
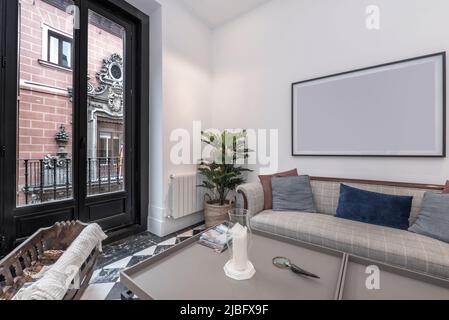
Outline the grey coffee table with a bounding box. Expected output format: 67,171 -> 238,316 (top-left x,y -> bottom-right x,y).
338,255 -> 449,300
120,230 -> 449,300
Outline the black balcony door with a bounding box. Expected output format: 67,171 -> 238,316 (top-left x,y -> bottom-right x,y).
0,0 -> 149,255
78,0 -> 136,231
0,0 -> 6,254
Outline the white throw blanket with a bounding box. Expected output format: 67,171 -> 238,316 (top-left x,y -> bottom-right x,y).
13,223 -> 107,300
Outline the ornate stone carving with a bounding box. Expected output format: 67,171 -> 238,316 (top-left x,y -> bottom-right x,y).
97,53 -> 124,85
108,82 -> 124,113
44,154 -> 67,169
55,124 -> 69,159
87,81 -> 108,96
87,53 -> 124,116
55,124 -> 69,143
43,124 -> 70,170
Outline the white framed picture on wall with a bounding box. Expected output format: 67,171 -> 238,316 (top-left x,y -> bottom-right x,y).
292,52 -> 446,157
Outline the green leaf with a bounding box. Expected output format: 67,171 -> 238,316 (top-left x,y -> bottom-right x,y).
197,129 -> 253,204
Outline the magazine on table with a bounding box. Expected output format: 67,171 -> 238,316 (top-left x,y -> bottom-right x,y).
199,224 -> 229,253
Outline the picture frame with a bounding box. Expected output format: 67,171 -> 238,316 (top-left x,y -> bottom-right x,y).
291,52 -> 446,157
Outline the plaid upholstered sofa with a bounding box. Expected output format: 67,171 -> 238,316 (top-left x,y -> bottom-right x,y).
237,177 -> 449,279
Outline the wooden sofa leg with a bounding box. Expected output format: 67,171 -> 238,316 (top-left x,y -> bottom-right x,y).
238,190 -> 248,210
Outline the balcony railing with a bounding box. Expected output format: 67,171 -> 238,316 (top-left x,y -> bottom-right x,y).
19,157 -> 124,205
87,157 -> 124,195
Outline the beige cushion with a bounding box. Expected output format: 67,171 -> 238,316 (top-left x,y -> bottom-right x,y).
251,210 -> 449,279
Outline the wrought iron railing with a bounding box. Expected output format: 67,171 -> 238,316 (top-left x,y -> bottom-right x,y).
87,157 -> 124,195
19,157 -> 124,205
21,158 -> 72,205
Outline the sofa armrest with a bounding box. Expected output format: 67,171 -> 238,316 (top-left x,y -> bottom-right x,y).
237,182 -> 265,216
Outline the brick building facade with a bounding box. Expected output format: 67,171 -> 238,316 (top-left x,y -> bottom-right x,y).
17,0 -> 125,206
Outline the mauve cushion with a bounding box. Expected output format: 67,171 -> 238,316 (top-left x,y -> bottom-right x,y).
336,184 -> 413,230
444,181 -> 449,194
259,169 -> 298,210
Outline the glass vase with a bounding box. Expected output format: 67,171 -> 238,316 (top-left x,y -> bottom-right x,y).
224,209 -> 256,280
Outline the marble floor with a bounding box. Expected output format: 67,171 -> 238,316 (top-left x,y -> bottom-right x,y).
81,224 -> 206,300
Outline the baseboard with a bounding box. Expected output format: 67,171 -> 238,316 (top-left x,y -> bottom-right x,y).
148,205 -> 204,237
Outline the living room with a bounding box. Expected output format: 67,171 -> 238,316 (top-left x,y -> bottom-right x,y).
1,0 -> 449,308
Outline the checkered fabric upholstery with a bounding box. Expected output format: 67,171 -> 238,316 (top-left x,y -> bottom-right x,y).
237,182 -> 265,216
238,180 -> 449,279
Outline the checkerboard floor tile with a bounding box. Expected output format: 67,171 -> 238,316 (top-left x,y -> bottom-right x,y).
81,223 -> 205,300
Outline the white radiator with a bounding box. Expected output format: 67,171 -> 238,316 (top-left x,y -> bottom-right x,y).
168,173 -> 205,220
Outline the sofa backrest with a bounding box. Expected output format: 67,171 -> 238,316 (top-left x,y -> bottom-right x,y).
310,178 -> 443,226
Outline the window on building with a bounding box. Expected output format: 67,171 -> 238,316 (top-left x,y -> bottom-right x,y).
98,132 -> 123,159
47,30 -> 72,68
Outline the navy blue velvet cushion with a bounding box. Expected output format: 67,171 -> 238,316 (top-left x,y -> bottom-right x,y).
336,184 -> 413,230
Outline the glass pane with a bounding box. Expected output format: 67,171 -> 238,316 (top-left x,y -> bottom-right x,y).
16,0 -> 74,207
49,36 -> 59,64
98,135 -> 108,158
87,10 -> 126,196
62,41 -> 71,68
112,138 -> 120,158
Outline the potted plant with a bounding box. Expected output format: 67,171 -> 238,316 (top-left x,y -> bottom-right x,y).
198,130 -> 252,228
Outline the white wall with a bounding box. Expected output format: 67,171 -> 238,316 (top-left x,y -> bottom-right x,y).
126,0 -> 212,236
159,0 -> 213,235
211,0 -> 449,184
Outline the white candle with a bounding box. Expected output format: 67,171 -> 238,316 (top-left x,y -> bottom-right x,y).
230,223 -> 248,271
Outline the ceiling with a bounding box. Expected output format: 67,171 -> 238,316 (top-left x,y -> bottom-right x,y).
178,0 -> 272,28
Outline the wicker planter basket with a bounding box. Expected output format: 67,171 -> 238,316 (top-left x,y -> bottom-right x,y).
0,221 -> 100,300
204,201 -> 234,228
